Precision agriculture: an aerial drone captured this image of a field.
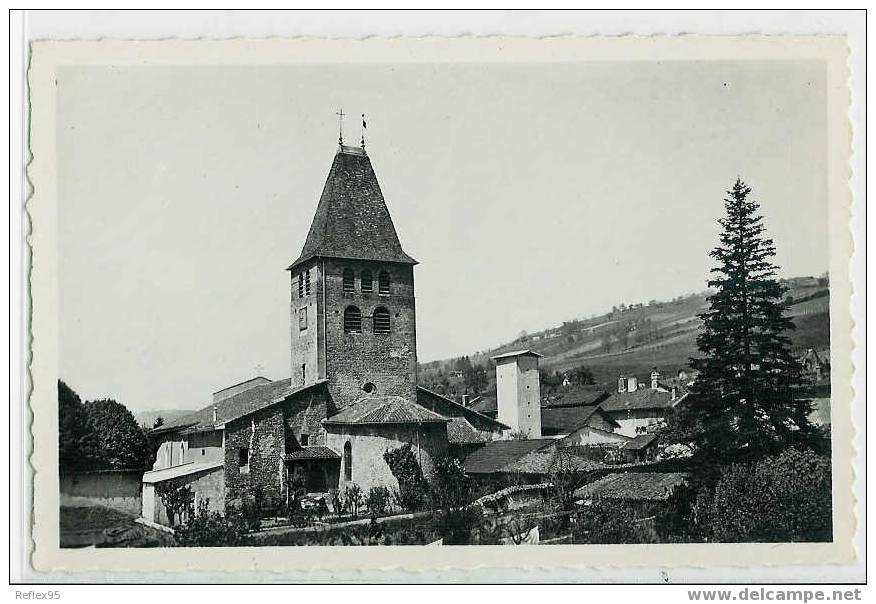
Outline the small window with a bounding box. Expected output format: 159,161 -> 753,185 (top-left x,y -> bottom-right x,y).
378,271 -> 391,294
342,268 -> 355,294
238,448 -> 249,469
304,270 -> 312,295
362,382 -> 376,394
301,363 -> 306,383
373,306 -> 390,334
361,269 -> 373,294
297,273 -> 304,298
300,434 -> 309,446
298,307 -> 308,331
343,441 -> 352,481
344,306 -> 362,333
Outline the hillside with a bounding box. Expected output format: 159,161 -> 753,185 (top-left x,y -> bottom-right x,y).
134,409 -> 194,430
420,276 -> 830,393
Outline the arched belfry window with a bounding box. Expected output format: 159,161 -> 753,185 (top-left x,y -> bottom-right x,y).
343,306 -> 362,333
373,306 -> 391,334
361,269 -> 373,294
342,268 -> 355,294
378,271 -> 391,295
343,441 -> 352,481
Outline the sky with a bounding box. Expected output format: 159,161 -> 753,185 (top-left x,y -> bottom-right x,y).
57,60 -> 829,412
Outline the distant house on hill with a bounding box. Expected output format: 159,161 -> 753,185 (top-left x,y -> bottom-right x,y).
799,348 -> 830,382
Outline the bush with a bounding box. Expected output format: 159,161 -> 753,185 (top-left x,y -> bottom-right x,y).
154,480 -> 193,527
383,444 -> 430,511
434,505 -> 483,545
175,501 -> 247,547
693,448 -> 832,542
430,456 -> 473,510
366,486 -> 391,518
572,499 -> 659,544
342,483 -> 365,519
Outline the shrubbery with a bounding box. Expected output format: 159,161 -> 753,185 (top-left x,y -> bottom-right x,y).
692,448 -> 832,542
383,444 -> 430,511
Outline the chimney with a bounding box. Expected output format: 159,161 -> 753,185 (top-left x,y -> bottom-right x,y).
212,405 -> 218,423
492,350 -> 543,439
618,376 -> 626,393
627,376 -> 638,392
461,394 -> 470,407
671,387 -> 677,401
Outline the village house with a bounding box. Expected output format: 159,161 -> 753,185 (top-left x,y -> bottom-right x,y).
597,372 -> 688,438
142,140 -> 507,526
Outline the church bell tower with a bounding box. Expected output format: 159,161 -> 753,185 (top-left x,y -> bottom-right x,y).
286,141 -> 419,407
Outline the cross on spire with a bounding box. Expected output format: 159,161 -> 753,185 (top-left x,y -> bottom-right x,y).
335,108 -> 345,145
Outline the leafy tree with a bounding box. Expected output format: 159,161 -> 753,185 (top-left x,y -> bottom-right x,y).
383,443 -> 430,511
155,479 -> 194,526
84,398 -> 150,469
153,416 -> 165,428
680,178 -> 814,462
58,380 -> 97,472
567,365 -> 596,386
430,456 -> 473,510
692,448 -> 832,542
366,485 -> 392,518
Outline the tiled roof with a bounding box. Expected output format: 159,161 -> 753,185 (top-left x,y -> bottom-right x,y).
574,472 -> 689,502
463,439 -> 555,474
153,379 -> 328,434
599,389 -> 681,412
284,446 -> 340,461
506,445 -> 605,475
323,395 -> 448,425
416,386 -> 509,431
447,417 -> 492,444
621,433 -> 659,451
541,406 -> 619,433
287,148 -> 417,271
544,386 -> 611,408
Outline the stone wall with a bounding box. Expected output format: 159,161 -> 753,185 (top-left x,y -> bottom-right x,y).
324,423 -> 447,493
224,406 -> 285,508
60,470 -> 143,516
289,259 -> 323,387
322,258 -> 418,406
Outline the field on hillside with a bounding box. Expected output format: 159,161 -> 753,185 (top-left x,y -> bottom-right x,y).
420,277 -> 830,390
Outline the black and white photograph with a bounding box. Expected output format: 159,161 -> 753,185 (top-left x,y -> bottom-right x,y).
16,17 -> 862,582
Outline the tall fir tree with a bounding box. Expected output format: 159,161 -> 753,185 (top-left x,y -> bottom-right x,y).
682,178 -> 814,463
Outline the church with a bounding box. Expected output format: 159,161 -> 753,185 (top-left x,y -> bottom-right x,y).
141,137 -> 509,525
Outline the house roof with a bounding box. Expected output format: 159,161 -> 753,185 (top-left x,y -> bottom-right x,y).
323,395 -> 448,425
468,394 -> 497,415
544,385 -> 610,408
447,417 -> 493,444
621,433 -> 659,451
574,472 -> 689,502
416,386 -> 509,431
212,376 -> 271,398
153,378 -> 328,435
491,349 -> 544,361
142,461 -> 223,484
541,406 -> 619,434
505,445 -> 605,475
599,389 -> 682,413
463,439 -> 555,474
284,446 -> 340,461
287,147 -> 417,271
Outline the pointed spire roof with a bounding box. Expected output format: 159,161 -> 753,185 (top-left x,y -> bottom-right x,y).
287,146 -> 417,271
